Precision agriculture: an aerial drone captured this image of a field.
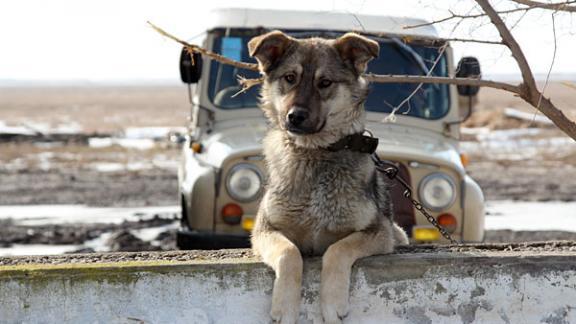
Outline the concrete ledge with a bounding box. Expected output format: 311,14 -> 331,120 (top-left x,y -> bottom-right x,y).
2,242 -> 576,323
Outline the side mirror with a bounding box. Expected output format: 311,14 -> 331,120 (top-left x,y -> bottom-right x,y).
179,47 -> 202,84
456,57 -> 481,96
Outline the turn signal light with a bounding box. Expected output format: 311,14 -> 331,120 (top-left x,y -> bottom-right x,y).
222,203 -> 243,225
242,217 -> 254,232
460,153 -> 469,167
191,142 -> 203,153
437,213 -> 457,233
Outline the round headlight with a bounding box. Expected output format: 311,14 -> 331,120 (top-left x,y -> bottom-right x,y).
418,173 -> 456,211
226,164 -> 263,202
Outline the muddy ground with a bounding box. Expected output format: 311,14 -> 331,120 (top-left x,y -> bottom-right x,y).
0,84 -> 575,253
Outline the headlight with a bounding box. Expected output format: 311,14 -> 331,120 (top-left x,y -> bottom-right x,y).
226,164 -> 263,202
418,173 -> 456,211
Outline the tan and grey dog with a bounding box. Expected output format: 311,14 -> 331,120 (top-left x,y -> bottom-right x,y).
249,30 -> 409,324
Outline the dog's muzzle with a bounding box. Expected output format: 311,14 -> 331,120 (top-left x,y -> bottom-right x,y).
285,107 -> 323,135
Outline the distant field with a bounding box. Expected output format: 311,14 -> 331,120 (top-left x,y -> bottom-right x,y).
1,82 -> 575,132
0,82 -> 575,205
0,86 -> 190,133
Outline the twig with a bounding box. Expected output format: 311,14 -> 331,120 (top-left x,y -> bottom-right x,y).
364,74 -> 520,93
536,12 -> 558,111
404,6 -> 535,30
440,37 -> 503,45
383,44 -> 448,123
476,0 -> 537,93
476,0 -> 576,139
404,0 -> 576,30
232,76 -> 265,98
532,12 -> 558,125
511,0 -> 576,12
147,21 -> 258,72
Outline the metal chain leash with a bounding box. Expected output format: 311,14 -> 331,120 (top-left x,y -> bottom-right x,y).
371,153 -> 459,245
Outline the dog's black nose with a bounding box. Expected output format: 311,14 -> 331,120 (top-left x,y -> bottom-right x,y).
287,108 -> 309,127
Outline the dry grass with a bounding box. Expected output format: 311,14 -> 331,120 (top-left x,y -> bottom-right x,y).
0,86 -> 190,133
465,82 -> 576,129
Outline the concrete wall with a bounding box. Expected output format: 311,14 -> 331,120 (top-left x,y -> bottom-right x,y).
2,247 -> 576,323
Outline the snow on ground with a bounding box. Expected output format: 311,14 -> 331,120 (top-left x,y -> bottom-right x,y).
88,137 -> 156,150
460,127 -> 576,160
124,127 -> 186,140
2,202 -> 574,231
0,244 -> 81,257
0,202 -> 575,256
87,126 -> 186,150
486,201 -> 576,231
0,120 -> 82,135
0,205 -> 179,226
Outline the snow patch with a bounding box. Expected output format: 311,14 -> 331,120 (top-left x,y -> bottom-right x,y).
0,205 -> 179,226
461,127 -> 575,160
0,244 -> 81,256
486,201 -> 576,231
124,127 -> 186,140
88,137 -> 156,150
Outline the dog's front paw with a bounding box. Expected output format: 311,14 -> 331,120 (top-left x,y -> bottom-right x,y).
270,301 -> 299,324
321,294 -> 349,324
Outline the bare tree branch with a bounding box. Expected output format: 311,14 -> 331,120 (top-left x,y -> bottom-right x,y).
476,0 -> 576,140
511,0 -> 576,12
405,0 -> 576,30
441,37 -> 503,45
404,6 -> 534,29
536,12 -> 558,112
476,0 -> 538,92
149,14 -> 576,141
364,74 -> 520,92
147,21 -> 259,72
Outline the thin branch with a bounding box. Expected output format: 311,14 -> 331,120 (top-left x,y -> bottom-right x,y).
476,0 -> 538,93
476,0 -> 576,140
511,0 -> 576,12
405,0 -> 576,30
536,12 -> 558,111
232,76 -> 265,97
383,44 -> 448,122
364,74 -> 521,93
441,37 -> 503,45
404,6 -> 534,29
147,21 -> 258,72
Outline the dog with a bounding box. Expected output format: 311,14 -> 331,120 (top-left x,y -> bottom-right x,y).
249,30 -> 409,324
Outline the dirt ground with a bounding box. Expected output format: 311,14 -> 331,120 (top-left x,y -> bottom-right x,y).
0,83 -> 575,251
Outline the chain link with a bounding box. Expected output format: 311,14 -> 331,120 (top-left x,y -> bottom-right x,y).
372,154 -> 459,245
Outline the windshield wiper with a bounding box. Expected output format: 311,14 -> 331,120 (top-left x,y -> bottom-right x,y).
388,37 -> 429,75
389,37 -> 440,90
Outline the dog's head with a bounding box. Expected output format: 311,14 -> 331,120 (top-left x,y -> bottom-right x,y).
248,31 -> 379,148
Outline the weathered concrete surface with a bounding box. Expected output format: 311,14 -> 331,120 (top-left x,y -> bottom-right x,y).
2,242 -> 576,324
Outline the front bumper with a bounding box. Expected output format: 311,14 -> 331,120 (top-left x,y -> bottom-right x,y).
176,230 -> 251,250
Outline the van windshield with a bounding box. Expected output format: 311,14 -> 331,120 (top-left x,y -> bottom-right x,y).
207,29 -> 450,120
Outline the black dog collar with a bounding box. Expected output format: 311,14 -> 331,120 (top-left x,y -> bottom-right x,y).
326,132 -> 379,154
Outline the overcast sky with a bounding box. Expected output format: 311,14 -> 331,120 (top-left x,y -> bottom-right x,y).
1,0 -> 574,82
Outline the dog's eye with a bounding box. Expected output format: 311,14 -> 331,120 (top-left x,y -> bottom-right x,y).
284,73 -> 296,84
318,79 -> 333,89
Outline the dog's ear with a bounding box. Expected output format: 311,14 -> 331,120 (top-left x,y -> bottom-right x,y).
333,33 -> 379,75
248,31 -> 295,73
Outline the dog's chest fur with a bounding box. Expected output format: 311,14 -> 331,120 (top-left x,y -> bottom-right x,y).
262,130 -> 382,255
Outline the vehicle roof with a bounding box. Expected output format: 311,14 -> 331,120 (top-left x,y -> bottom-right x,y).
209,8 -> 438,38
